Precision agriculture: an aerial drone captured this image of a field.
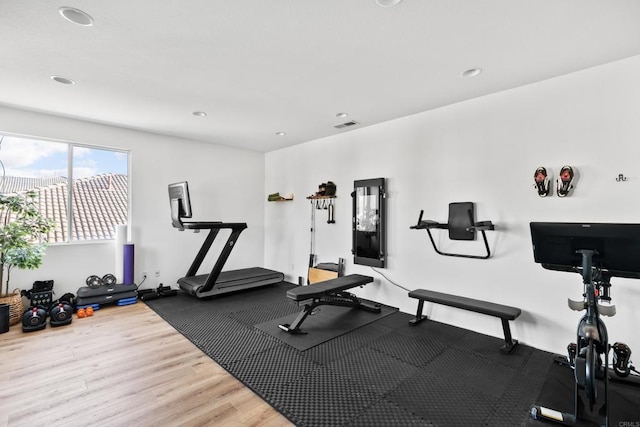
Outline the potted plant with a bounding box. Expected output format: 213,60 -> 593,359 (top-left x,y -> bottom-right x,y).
0,190 -> 55,325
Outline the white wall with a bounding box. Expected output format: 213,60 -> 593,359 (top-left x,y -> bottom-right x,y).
0,106 -> 266,298
3,54 -> 639,357
265,54 -> 640,356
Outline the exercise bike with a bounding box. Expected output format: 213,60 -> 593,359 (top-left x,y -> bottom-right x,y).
529,222 -> 640,427
536,250 -> 613,425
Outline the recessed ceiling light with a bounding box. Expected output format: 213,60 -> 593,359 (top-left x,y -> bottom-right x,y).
375,0 -> 404,7
336,112 -> 349,118
461,68 -> 482,78
59,7 -> 94,26
275,132 -> 286,136
51,75 -> 75,85
192,111 -> 207,117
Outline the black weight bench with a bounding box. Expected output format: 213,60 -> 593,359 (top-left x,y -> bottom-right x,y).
409,289 -> 521,354
279,274 -> 380,334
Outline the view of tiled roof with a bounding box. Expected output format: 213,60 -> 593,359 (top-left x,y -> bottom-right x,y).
0,176 -> 68,194
1,173 -> 128,243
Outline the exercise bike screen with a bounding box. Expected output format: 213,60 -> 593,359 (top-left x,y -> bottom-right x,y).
530,222 -> 640,278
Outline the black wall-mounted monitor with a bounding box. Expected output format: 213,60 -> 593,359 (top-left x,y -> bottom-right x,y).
168,181 -> 192,228
530,222 -> 640,278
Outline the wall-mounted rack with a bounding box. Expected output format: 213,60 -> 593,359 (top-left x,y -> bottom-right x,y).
307,195 -> 336,224
307,195 -> 335,207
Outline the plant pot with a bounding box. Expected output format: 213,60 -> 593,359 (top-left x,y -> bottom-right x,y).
0,289 -> 24,326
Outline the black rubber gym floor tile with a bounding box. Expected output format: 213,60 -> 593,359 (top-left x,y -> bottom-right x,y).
386,369 -> 500,426
520,346 -> 556,375
146,290 -> 276,335
144,292 -> 209,316
269,366 -> 380,426
148,285 -> 599,426
367,332 -> 448,367
202,282 -> 296,311
499,351 -> 555,426
227,344 -> 320,396
348,398 -> 435,426
172,309 -> 246,340
422,347 -> 518,400
163,282 -> 295,314
305,321 -> 395,365
408,318 -> 479,345
327,346 -> 421,395
374,310 -> 419,331
485,405 -> 531,427
387,307 -> 552,370
229,299 -> 300,326
194,326 -> 280,367
447,328 -> 534,369
487,370 -> 550,426
377,311 -> 470,342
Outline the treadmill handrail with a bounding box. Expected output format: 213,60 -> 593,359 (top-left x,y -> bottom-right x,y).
181,222 -> 249,294
180,221 -> 247,231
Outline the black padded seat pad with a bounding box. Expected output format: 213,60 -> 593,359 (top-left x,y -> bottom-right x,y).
409,289 -> 521,320
286,274 -> 374,302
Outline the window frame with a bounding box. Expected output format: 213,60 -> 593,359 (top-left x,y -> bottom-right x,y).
0,131 -> 131,245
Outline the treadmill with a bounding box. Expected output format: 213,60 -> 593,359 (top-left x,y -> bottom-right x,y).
169,181 -> 284,298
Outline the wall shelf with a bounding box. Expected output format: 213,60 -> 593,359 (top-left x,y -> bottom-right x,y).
267,192 -> 293,202
306,195 -> 336,200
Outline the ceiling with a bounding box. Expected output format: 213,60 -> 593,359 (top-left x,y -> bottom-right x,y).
2,1 -> 640,153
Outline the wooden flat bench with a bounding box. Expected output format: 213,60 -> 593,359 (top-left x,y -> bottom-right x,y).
408,289 -> 521,353
279,274 -> 380,334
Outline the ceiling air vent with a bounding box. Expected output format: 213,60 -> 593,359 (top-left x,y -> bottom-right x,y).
334,120 -> 359,129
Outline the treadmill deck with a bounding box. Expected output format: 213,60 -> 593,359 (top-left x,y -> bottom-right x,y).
178,267 -> 284,297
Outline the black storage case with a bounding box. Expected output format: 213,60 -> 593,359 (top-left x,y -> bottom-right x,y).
27,280 -> 55,306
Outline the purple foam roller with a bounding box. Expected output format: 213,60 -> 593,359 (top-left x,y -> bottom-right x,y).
123,243 -> 135,285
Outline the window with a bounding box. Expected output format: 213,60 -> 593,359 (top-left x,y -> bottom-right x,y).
0,134 -> 129,243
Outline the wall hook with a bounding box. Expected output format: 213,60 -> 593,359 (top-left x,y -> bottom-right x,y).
616,173 -> 628,182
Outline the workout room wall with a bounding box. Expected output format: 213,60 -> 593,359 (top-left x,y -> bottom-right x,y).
0,106 -> 266,301
264,54 -> 640,356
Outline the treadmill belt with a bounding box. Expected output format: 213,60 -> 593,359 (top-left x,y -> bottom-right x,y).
216,267 -> 283,288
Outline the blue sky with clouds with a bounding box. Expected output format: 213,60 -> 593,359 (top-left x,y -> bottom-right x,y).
0,135 -> 127,179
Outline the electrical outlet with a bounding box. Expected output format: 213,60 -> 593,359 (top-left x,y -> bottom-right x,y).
155,270 -> 160,278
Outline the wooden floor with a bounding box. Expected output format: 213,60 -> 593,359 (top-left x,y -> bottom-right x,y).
0,302 -> 293,427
